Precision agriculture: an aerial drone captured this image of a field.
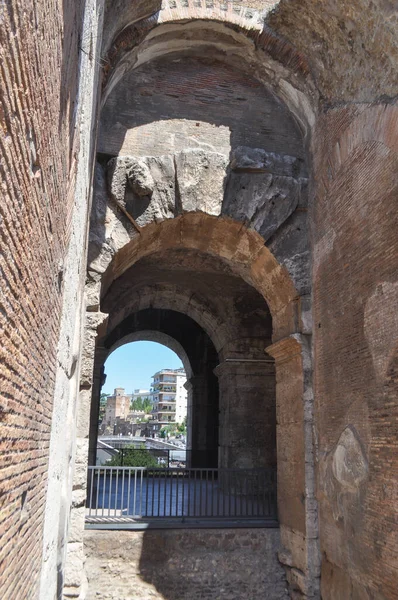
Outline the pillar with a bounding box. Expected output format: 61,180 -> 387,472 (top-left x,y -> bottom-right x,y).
266,334 -> 320,599
214,360 -> 276,469
87,346 -> 108,466
186,373 -> 218,467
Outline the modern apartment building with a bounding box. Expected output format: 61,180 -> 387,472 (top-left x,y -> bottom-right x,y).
150,368 -> 187,433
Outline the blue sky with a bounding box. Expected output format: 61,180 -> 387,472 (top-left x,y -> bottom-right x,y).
102,341 -> 183,395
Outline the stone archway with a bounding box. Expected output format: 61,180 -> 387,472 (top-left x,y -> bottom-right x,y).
71,212 -> 318,598
90,311 -> 221,470
67,4 -> 317,594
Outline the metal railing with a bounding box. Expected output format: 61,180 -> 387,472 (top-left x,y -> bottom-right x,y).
86,466 -> 277,524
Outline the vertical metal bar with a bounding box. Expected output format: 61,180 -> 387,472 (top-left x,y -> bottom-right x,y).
217,470 -> 220,517
259,470 -> 263,518
199,470 -> 202,517
121,468 -> 125,516
193,470 -> 197,517
263,470 -> 267,518
145,468 -> 149,518
169,469 -> 173,517
236,469 -> 240,517
115,468 -> 119,516
246,470 -> 250,517
227,471 -> 230,518
241,469 -> 244,517
133,469 -> 137,516
96,468 -> 101,517
249,470 -> 253,517
187,469 -> 191,518
234,471 -> 237,517
181,469 -> 185,517
257,470 -> 260,517
157,470 -> 161,517
151,470 -> 155,517
88,468 -> 94,517
177,468 -> 180,517
127,468 -> 131,517
163,468 -> 167,518
205,470 -> 208,517
253,470 -> 256,518
211,470 -> 214,518
107,468 -> 111,517
139,470 -> 143,517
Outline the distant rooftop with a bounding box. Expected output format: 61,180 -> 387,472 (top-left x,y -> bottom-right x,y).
152,368 -> 186,377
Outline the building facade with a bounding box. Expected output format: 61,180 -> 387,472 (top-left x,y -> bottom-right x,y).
104,388 -> 132,428
150,369 -> 187,433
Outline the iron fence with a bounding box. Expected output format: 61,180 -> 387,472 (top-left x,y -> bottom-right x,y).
86,466 -> 277,524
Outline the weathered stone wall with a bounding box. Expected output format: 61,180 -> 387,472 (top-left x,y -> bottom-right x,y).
312,104 -> 398,599
84,528 -> 289,600
99,56 -> 305,158
0,1 -> 103,598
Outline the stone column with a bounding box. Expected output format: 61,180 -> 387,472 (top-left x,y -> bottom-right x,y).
184,378 -> 194,462
266,334 -> 320,599
214,360 -> 276,469
87,347 -> 108,466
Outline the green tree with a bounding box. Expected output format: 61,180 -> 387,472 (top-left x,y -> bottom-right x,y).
99,393 -> 109,422
106,444 -> 160,468
159,424 -> 177,439
131,396 -> 143,411
131,395 -> 152,413
177,416 -> 187,435
142,396 -> 152,413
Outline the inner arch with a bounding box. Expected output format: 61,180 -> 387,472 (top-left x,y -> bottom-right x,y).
108,330 -> 193,379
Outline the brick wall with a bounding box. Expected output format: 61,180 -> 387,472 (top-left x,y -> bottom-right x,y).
0,1 -> 100,597
312,104 -> 398,599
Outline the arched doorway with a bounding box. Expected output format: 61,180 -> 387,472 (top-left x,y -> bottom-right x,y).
91,316 -> 220,470
77,213 -> 316,588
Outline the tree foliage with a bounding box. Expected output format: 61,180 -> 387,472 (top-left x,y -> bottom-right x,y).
131,396 -> 152,413
106,444 -> 160,468
99,393 -> 109,422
